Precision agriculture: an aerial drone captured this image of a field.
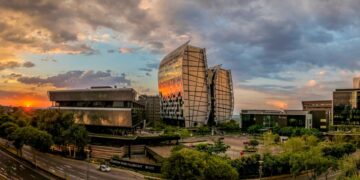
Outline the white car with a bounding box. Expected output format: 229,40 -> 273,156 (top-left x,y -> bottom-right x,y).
99,164 -> 111,172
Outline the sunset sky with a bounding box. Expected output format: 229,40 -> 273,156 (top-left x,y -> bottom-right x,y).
1,0 -> 360,112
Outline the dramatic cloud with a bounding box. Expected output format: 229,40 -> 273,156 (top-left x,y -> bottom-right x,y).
2,0 -> 360,109
17,70 -> 131,88
0,61 -> 35,71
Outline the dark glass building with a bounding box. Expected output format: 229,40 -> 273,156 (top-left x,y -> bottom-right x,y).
240,110 -> 313,130
48,87 -> 145,132
333,89 -> 360,125
302,100 -> 332,131
138,95 -> 161,127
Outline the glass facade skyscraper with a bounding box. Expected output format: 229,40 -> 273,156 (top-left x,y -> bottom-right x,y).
208,65 -> 234,124
158,42 -> 234,127
158,42 -> 210,127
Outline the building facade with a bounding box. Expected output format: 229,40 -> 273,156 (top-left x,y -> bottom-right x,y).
354,77 -> 360,89
138,95 -> 161,127
240,109 -> 313,130
158,42 -> 210,127
302,100 -> 332,131
207,65 -> 234,125
333,89 -> 360,125
48,87 -> 144,132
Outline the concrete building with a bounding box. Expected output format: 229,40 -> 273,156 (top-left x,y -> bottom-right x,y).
158,42 -> 210,127
333,88 -> 360,126
207,65 -> 234,125
48,86 -> 144,133
354,77 -> 360,89
302,100 -> 332,131
138,95 -> 161,127
239,109 -> 312,130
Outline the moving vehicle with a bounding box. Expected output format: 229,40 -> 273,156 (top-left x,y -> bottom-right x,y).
99,164 -> 111,172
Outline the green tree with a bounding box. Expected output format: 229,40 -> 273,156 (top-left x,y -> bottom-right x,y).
249,139 -> 259,149
0,122 -> 18,139
231,154 -> 260,176
196,139 -> 230,154
62,124 -> 89,157
162,148 -> 238,180
204,155 -> 238,180
283,137 -> 305,153
33,109 -> 74,145
10,126 -> 53,154
247,124 -> 264,134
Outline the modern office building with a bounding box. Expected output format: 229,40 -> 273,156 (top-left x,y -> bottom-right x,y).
333,89 -> 360,125
354,77 -> 360,89
158,42 -> 235,127
207,65 -> 234,125
138,95 -> 161,127
302,100 -> 332,131
48,86 -> 145,133
239,109 -> 313,130
158,42 -> 210,127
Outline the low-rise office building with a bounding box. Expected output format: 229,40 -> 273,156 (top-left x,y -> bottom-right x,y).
138,95 -> 161,127
302,100 -> 332,131
333,88 -> 360,126
353,77 -> 360,89
48,86 -> 144,133
240,109 -> 312,130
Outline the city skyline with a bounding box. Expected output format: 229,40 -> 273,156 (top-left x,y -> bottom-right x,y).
2,1 -> 360,113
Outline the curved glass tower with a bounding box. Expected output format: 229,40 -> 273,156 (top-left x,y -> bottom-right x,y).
158,42 -> 210,127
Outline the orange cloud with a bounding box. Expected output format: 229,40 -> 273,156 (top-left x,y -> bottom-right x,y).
266,100 -> 288,109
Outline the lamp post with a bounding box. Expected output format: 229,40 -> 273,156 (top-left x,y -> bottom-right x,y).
85,148 -> 90,180
259,154 -> 263,180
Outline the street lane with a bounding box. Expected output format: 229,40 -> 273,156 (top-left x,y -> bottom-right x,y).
0,150 -> 47,180
21,146 -> 144,180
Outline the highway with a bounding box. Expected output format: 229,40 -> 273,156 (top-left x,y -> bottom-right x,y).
20,145 -> 144,180
0,149 -> 47,180
0,138 -> 144,180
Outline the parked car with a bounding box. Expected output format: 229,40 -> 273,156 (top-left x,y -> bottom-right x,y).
99,164 -> 111,172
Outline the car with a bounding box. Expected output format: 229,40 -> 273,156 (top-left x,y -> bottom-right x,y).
99,164 -> 111,172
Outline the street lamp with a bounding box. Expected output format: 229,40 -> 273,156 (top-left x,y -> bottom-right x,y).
85,148 -> 90,180
259,154 -> 263,180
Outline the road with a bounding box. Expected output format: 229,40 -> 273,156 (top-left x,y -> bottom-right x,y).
0,149 -> 47,180
0,138 -> 144,180
20,146 -> 144,180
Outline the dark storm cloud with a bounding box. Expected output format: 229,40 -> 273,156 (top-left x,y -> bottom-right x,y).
152,0 -> 360,81
17,70 -> 131,88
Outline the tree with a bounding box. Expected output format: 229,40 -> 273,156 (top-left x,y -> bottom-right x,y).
10,126 -> 54,156
249,139 -> 259,149
231,154 -> 260,176
247,125 -> 264,134
283,137 -> 305,153
62,124 -> 89,157
204,155 -> 238,180
0,122 -> 18,139
33,109 -> 74,145
162,148 -> 238,180
217,120 -> 240,131
196,139 -> 230,154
